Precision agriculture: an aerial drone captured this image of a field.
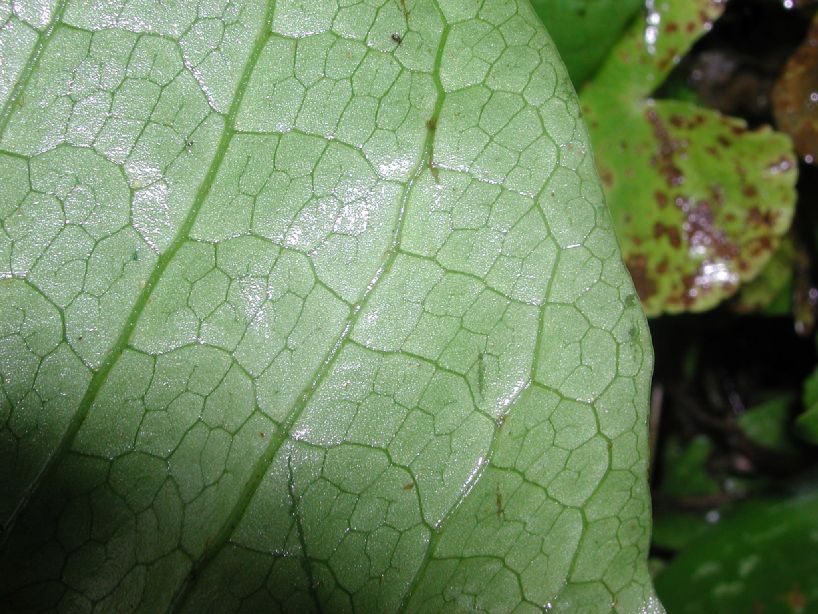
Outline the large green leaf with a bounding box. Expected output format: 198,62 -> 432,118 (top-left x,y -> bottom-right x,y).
0,1 -> 659,612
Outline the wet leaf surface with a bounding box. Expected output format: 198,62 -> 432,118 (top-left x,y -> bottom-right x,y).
579,0 -> 798,315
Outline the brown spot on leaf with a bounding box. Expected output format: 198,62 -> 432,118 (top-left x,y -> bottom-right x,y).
645,107 -> 686,188
655,190 -> 668,207
709,183 -> 726,206
748,207 -> 777,228
654,223 -> 682,248
599,167 -> 614,188
626,254 -> 657,301
746,235 -> 774,258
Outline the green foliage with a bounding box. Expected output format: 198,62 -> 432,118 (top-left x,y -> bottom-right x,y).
656,492 -> 818,614
658,436 -> 720,500
0,0 -> 659,612
737,394 -> 796,454
528,0 -> 642,85
579,0 -> 797,316
732,235 -> 795,315
797,366 -> 818,445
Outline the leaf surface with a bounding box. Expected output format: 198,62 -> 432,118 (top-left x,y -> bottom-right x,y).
578,0 -> 797,316
0,1 -> 658,611
655,492 -> 818,614
774,11 -> 818,166
528,0 -> 642,86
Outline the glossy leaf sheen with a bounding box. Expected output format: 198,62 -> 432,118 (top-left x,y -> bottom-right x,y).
0,1 -> 658,612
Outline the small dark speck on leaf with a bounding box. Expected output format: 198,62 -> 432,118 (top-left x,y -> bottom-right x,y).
495,485 -> 504,518
391,33 -> 402,44
259,432 -> 265,438
403,482 -> 414,491
426,117 -> 437,131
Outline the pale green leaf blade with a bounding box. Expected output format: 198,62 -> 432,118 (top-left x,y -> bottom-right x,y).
0,1 -> 659,611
